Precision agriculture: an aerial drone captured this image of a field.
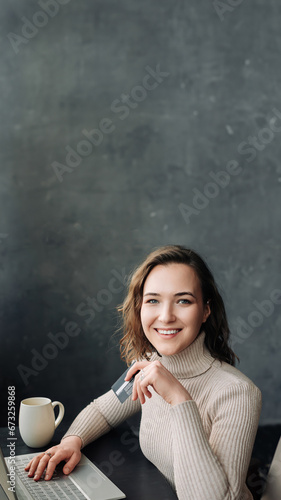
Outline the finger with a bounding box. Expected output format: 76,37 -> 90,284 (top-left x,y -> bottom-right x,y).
33,455 -> 52,481
33,448 -> 59,480
131,374 -> 139,401
25,458 -> 34,471
26,445 -> 58,473
62,451 -> 81,475
44,456 -> 61,481
139,368 -> 153,402
132,370 -> 144,401
125,366 -> 140,380
125,361 -> 150,380
25,460 -> 32,471
136,379 -> 146,404
140,380 -> 152,399
44,449 -> 81,480
26,454 -> 45,476
133,371 -> 147,404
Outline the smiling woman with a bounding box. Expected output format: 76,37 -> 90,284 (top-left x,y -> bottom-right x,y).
25,245 -> 262,500
119,245 -> 237,367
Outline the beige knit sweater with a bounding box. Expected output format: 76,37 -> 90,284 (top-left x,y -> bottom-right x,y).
63,332 -> 262,500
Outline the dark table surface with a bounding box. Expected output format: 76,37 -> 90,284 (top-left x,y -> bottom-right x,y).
0,424 -> 178,500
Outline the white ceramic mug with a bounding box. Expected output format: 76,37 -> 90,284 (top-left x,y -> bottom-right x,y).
19,397 -> 64,448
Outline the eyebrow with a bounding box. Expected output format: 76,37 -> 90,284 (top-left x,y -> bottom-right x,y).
143,291 -> 196,299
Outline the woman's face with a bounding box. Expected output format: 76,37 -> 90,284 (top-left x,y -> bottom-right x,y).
140,263 -> 211,356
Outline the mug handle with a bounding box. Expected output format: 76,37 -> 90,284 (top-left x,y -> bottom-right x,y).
52,401 -> 65,429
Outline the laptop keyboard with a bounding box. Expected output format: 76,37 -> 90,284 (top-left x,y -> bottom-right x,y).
15,455 -> 88,499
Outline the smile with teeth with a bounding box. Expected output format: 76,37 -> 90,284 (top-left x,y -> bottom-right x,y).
155,328 -> 182,335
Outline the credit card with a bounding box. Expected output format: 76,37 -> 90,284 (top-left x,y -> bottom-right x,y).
111,364 -> 139,403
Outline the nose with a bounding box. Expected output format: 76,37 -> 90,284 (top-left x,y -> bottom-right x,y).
158,303 -> 176,323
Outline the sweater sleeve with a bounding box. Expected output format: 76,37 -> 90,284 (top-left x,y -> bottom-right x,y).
62,389 -> 141,448
170,382 -> 262,500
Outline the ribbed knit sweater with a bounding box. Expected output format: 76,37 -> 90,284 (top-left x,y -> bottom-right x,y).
63,332 -> 262,500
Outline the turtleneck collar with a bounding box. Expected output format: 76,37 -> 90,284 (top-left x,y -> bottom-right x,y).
157,331 -> 216,379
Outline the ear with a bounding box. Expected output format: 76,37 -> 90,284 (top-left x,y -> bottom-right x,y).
202,301 -> 211,323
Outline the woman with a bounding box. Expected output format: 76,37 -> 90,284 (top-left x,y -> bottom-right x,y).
25,245 -> 262,500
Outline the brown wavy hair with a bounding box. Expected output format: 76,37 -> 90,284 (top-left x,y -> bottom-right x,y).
118,245 -> 238,366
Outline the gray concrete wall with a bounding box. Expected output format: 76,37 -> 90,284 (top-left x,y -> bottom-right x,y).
0,0 -> 280,425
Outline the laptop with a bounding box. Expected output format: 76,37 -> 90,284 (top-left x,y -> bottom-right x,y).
261,437 -> 281,500
0,447 -> 126,500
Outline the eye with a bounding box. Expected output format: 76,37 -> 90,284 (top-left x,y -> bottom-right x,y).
178,299 -> 191,305
146,299 -> 158,304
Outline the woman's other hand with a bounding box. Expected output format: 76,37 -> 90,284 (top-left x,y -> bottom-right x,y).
125,360 -> 192,406
24,435 -> 82,481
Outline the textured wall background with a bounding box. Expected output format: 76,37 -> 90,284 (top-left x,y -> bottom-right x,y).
0,0 -> 280,426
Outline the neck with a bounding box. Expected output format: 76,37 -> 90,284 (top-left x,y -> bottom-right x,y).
159,331 -> 216,378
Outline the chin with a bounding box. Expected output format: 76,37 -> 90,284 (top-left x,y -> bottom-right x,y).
155,344 -> 181,356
